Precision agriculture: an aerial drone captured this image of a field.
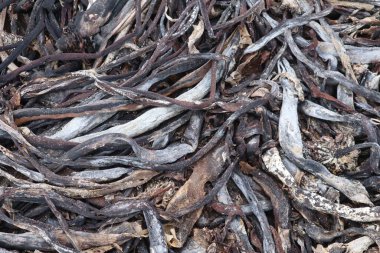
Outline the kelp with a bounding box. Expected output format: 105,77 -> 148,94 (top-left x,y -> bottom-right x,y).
0,0 -> 379,252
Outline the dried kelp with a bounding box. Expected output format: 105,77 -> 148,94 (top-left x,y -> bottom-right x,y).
0,0 -> 380,252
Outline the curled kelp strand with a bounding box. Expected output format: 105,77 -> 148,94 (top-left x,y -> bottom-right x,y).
262,148 -> 380,222
278,58 -> 303,159
300,100 -> 354,122
232,171 -> 276,253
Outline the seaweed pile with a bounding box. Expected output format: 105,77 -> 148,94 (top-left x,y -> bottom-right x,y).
0,0 -> 380,252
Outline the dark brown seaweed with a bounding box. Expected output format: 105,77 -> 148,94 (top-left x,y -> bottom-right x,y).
0,0 -> 380,252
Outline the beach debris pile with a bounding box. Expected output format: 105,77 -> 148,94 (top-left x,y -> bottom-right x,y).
0,0 -> 380,252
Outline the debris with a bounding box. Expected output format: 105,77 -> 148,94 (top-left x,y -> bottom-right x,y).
0,0 -> 379,252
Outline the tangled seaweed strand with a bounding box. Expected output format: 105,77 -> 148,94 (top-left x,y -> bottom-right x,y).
0,0 -> 380,252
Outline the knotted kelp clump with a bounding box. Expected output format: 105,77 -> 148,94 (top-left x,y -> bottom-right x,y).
0,0 -> 380,252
